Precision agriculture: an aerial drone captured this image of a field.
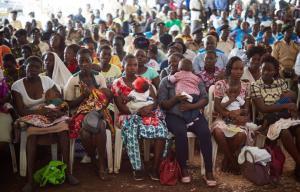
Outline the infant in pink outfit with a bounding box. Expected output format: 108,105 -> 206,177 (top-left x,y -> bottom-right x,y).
168,59 -> 201,126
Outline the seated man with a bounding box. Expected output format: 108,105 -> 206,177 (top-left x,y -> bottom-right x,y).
193,35 -> 228,73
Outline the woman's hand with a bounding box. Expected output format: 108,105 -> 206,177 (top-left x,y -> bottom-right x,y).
285,103 -> 298,119
233,115 -> 248,126
119,92 -> 131,104
179,101 -> 194,112
175,94 -> 188,102
138,105 -> 154,116
285,103 -> 298,112
82,85 -> 91,98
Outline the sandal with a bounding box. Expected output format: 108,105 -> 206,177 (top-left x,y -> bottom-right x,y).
203,176 -> 217,187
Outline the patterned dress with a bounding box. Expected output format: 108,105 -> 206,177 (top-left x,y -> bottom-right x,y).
111,77 -> 168,170
211,79 -> 250,137
197,67 -> 224,91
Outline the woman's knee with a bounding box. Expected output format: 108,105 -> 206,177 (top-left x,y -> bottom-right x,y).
212,128 -> 224,138
280,129 -> 291,138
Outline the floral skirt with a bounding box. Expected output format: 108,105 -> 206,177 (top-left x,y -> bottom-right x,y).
119,109 -> 168,170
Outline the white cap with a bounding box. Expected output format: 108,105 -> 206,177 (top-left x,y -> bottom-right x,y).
169,25 -> 181,33
276,20 -> 284,25
260,20 -> 272,27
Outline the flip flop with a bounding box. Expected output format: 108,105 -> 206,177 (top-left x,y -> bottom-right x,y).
203,176 -> 217,187
181,176 -> 191,183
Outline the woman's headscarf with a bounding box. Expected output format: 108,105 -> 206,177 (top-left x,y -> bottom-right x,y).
51,52 -> 72,89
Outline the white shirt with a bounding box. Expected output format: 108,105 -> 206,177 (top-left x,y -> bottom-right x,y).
228,48 -> 248,65
63,72 -> 107,101
217,39 -> 235,56
126,89 -> 154,114
38,41 -> 50,55
190,0 -> 202,21
184,49 -> 197,61
221,95 -> 245,111
11,76 -> 55,109
10,20 -> 23,30
294,52 -> 300,76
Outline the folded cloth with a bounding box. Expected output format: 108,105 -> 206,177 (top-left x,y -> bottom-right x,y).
26,122 -> 69,136
267,118 -> 300,140
17,115 -> 69,128
238,146 -> 271,166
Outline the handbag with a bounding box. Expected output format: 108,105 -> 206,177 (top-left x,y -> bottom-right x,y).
241,150 -> 271,186
82,110 -> 106,133
159,151 -> 181,186
33,161 -> 66,187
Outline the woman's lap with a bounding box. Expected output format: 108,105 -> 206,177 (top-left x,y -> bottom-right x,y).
121,114 -> 168,139
165,113 -> 211,138
212,119 -> 247,138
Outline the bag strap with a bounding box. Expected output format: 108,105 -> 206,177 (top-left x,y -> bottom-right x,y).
244,150 -> 256,164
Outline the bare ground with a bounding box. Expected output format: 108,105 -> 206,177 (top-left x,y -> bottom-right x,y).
1,145 -> 300,192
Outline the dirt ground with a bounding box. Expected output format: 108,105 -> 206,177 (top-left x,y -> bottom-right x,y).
1,145 -> 300,192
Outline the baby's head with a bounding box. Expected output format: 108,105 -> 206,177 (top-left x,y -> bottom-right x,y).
178,58 -> 193,72
45,89 -> 61,101
226,84 -> 240,98
132,77 -> 150,93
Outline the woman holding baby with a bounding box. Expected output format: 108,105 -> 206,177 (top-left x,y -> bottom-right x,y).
11,56 -> 79,192
64,48 -> 113,180
212,56 -> 250,175
251,55 -> 300,181
111,54 -> 168,181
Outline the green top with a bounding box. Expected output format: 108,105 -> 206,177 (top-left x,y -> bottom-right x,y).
164,19 -> 182,29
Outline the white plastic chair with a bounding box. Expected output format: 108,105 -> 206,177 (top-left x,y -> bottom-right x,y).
9,143 -> 18,173
19,127 -> 61,177
200,85 -> 218,175
113,105 -> 153,174
0,113 -> 17,173
69,129 -> 113,174
297,84 -> 300,107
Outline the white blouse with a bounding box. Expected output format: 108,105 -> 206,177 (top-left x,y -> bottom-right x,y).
11,76 -> 55,109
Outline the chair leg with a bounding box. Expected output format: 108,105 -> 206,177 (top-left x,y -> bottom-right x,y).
9,143 -> 17,173
143,139 -> 151,162
69,139 -> 75,175
106,130 -> 113,173
255,134 -> 266,148
200,138 -> 218,176
212,138 -> 218,174
51,144 -> 58,160
114,129 -> 122,174
20,130 -> 27,177
187,137 -> 195,164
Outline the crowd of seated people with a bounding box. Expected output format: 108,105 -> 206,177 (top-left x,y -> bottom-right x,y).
1,0 -> 300,191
